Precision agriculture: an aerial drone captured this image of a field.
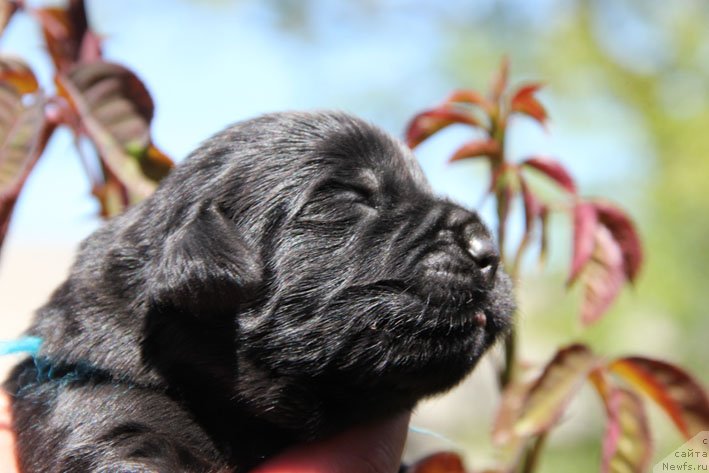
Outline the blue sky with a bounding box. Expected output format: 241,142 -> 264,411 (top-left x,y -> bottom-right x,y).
1,0 -> 645,248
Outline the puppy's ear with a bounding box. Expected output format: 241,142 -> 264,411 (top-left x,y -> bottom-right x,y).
147,204 -> 262,317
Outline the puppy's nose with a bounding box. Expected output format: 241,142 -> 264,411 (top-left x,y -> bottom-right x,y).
468,235 -> 499,287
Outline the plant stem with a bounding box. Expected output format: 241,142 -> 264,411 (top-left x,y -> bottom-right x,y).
499,327 -> 517,388
521,432 -> 548,473
492,110 -> 518,390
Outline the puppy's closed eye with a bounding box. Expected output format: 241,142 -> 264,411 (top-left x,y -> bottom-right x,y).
326,182 -> 378,209
300,182 -> 377,224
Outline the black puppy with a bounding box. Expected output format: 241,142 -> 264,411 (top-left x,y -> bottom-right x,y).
5,111 -> 513,472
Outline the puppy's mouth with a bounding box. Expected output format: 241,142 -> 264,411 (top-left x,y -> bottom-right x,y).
365,278 -> 497,338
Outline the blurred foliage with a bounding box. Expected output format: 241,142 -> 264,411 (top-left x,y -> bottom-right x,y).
406,60 -> 708,473
0,0 -> 172,255
440,0 -> 709,371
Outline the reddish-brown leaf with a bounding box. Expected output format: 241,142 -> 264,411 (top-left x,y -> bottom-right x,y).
78,30 -> 102,64
33,0 -> 92,72
520,156 -> 576,194
568,202 -> 598,284
0,86 -> 54,253
593,201 -> 643,284
492,376 -> 537,445
446,89 -> 493,113
511,83 -> 543,104
600,386 -> 652,473
56,61 -> 172,202
450,139 -> 500,162
406,452 -> 467,473
578,225 -> 626,325
609,357 -> 709,439
514,344 -> 600,436
490,56 -> 509,103
518,175 -> 541,233
0,0 -> 17,36
510,83 -> 547,125
0,57 -> 39,94
405,107 -> 480,148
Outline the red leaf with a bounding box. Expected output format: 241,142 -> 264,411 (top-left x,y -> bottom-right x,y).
520,156 -> 576,194
610,357 -> 709,439
519,175 -> 541,231
0,57 -> 39,94
598,384 -> 652,473
405,107 -> 480,148
513,344 -> 600,436
0,0 -> 17,36
0,88 -> 55,253
490,56 -> 509,103
568,202 -> 598,284
406,452 -> 467,473
446,89 -> 493,113
511,83 -> 543,104
56,61 -> 172,206
510,83 -> 547,125
79,30 -> 103,63
578,225 -> 626,325
449,139 -> 500,162
33,0 -> 93,73
594,201 -> 643,283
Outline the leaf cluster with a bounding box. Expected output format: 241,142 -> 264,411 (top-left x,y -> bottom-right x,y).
0,0 -> 172,254
403,59 -> 709,473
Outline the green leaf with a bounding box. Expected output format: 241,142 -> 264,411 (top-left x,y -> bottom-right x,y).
514,344 -> 600,436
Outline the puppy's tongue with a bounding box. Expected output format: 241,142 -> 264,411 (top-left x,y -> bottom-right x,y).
473,311 -> 487,327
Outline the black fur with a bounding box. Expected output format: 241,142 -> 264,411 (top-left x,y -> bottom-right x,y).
4,111 -> 514,472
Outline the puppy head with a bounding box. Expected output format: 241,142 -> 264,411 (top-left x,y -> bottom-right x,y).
145,111 -> 513,431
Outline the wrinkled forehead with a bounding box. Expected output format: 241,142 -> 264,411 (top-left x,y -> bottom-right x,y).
313,120 -> 431,193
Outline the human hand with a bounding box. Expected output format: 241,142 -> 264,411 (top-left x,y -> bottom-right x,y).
0,390 -> 409,473
252,411 -> 410,473
0,392 -> 19,472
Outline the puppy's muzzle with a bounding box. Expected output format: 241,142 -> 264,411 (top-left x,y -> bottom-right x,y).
418,204 -> 499,302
